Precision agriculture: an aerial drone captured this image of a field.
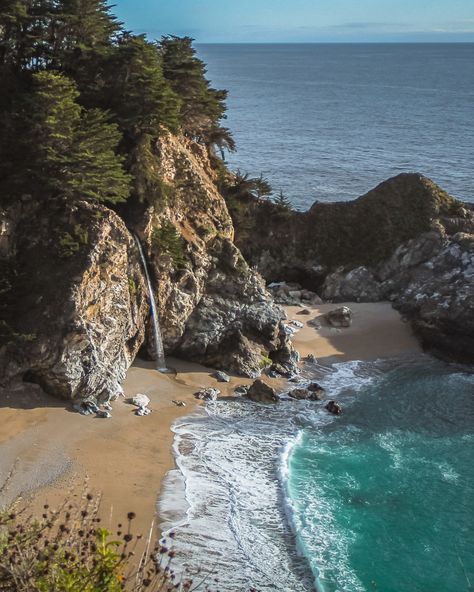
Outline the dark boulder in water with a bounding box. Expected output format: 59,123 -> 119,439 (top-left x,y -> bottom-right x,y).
288,383 -> 326,401
246,379 -> 279,403
326,400 -> 343,415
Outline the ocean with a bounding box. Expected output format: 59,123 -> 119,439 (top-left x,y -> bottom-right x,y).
197,43 -> 474,208
159,44 -> 474,591
160,358 -> 474,591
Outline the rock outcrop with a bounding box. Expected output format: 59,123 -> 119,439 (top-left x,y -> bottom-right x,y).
0,200 -> 149,403
131,134 -> 294,378
246,379 -> 279,403
228,173 -> 474,364
0,134 -> 294,403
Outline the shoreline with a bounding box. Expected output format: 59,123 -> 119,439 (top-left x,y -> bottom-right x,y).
0,301 -> 421,540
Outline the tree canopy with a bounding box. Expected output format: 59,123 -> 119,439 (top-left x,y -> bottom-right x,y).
0,1 -> 232,206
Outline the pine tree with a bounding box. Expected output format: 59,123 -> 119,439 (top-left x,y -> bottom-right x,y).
20,70 -> 131,203
160,36 -> 227,141
0,0 -> 55,70
56,0 -> 120,58
273,189 -> 292,211
106,34 -> 181,138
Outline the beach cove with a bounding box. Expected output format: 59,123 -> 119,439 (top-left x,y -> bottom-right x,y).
0,302 -> 420,539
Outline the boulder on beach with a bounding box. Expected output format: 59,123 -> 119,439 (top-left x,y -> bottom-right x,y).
195,387 -> 220,401
246,379 -> 279,403
325,306 -> 353,328
212,371 -> 231,383
130,394 -> 150,408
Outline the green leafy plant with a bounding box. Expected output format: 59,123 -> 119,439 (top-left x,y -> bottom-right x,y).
0,491 -> 219,592
58,224 -> 89,258
151,222 -> 187,269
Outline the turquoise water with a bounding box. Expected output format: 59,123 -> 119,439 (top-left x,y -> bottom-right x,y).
161,358 -> 474,591
288,360 -> 474,592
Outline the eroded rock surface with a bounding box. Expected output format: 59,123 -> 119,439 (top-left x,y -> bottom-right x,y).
229,173 -> 474,364
0,134 -> 295,402
0,200 -> 148,402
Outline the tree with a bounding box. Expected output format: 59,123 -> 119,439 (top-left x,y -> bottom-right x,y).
106,34 -> 181,138
273,189 -> 292,211
224,170 -> 273,201
160,35 -> 228,142
19,70 -> 131,203
206,125 -> 236,160
0,0 -> 55,70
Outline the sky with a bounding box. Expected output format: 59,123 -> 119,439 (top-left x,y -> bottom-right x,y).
113,0 -> 474,43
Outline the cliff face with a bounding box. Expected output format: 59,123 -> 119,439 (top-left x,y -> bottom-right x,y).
0,201 -> 149,402
0,134 -> 293,402
229,174 -> 474,364
132,134 -> 293,376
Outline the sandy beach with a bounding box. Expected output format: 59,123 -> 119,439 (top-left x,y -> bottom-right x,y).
0,302 -> 421,538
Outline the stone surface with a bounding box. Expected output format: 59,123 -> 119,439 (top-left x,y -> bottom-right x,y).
0,134 -> 296,403
326,401 -> 343,415
0,200 -> 148,404
228,173 -> 474,364
246,379 -> 279,403
212,371 -> 231,383
194,387 -> 220,401
288,384 -> 326,401
325,306 -> 353,328
130,394 -> 151,408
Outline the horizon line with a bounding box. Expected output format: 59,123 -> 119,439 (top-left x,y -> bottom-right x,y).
195,40 -> 474,45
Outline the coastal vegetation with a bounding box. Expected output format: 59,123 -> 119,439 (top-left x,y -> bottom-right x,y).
0,0 -> 233,209
0,491 -> 216,591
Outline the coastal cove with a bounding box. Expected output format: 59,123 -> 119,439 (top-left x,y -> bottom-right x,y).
0,5 -> 473,589
0,303 -> 414,527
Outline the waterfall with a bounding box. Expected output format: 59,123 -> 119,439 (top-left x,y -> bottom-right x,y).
134,235 -> 168,372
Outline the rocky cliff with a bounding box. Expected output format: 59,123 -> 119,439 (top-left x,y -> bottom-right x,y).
228,174 -> 474,364
0,134 -> 294,403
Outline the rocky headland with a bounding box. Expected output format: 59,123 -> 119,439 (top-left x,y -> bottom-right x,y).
2,147 -> 473,411
227,173 -> 474,364
0,134 -> 295,405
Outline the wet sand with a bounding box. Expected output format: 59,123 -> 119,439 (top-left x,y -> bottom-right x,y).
0,301 -> 421,538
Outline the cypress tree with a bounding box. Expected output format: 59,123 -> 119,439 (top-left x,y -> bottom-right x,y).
160,35 -> 228,141
20,70 -> 131,203
106,34 -> 181,138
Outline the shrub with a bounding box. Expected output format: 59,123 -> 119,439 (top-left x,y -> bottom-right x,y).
151,222 -> 187,269
0,492 -> 218,592
58,224 -> 89,258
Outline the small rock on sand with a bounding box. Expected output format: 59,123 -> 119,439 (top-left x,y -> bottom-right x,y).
212,371 -> 231,383
130,394 -> 151,408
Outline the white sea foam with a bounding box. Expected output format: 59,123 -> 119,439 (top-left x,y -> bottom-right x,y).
159,360 -> 386,591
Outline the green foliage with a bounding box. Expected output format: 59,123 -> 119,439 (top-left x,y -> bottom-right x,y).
128,134 -> 176,211
151,221 -> 187,269
0,2 -> 232,209
160,35 -> 229,145
19,71 -> 132,203
0,492 -> 215,591
222,170 -> 273,201
107,34 -> 181,138
259,352 -> 272,369
128,276 -> 137,299
273,189 -> 292,211
58,223 -> 89,257
0,320 -> 36,345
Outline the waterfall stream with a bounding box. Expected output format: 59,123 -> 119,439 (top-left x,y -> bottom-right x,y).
134,235 -> 167,372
